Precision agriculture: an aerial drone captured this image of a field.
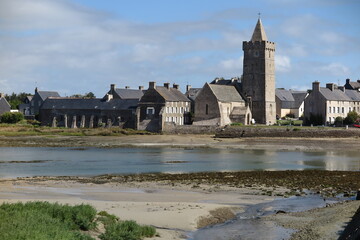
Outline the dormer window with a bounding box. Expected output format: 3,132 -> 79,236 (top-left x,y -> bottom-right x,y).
146,107 -> 155,115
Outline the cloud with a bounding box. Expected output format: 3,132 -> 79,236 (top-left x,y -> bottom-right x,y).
318,63 -> 350,76
219,56 -> 243,70
276,55 -> 291,72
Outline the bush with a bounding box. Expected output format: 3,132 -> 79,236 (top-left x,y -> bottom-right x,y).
344,111 -> 359,125
0,112 -> 24,123
0,202 -> 96,240
99,220 -> 156,240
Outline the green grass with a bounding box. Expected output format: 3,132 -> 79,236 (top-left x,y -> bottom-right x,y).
0,202 -> 96,240
0,202 -> 157,240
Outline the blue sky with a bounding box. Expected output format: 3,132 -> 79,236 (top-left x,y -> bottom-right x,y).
0,0 -> 359,97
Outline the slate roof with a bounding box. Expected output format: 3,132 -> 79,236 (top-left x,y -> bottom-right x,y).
41,98 -> 138,110
276,89 -> 307,109
345,90 -> 360,101
208,84 -> 245,103
185,88 -> 202,101
319,88 -> 351,101
0,97 -> 11,113
347,81 -> 360,90
251,18 -> 268,42
210,78 -> 241,86
155,87 -> 190,102
114,88 -> 144,100
38,91 -> 60,101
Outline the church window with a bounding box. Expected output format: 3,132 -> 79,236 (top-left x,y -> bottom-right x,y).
206,104 -> 209,115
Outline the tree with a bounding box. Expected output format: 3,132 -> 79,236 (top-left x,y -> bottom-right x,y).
344,111 -> 359,124
5,92 -> 32,109
70,92 -> 96,99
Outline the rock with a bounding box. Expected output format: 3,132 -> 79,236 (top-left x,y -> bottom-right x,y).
276,210 -> 287,214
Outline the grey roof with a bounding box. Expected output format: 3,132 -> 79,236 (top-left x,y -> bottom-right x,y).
208,84 -> 245,102
0,97 -> 11,113
319,88 -> 351,101
348,81 -> 360,90
38,91 -> 60,101
156,87 -> 190,102
114,88 -> 144,100
210,78 -> 241,86
276,89 -> 295,102
41,98 -> 138,110
276,89 -> 307,109
345,89 -> 360,101
291,91 -> 308,108
185,88 -> 202,101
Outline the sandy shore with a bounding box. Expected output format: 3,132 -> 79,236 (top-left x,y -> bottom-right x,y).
0,179 -> 273,239
0,177 -> 358,240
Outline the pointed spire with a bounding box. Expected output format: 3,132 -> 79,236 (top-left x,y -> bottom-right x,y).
251,17 -> 268,42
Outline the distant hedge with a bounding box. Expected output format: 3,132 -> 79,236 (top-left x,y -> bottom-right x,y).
0,112 -> 24,123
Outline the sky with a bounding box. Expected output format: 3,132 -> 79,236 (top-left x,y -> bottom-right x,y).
0,0 -> 359,97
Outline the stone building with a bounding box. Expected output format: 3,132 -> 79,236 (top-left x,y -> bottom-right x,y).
242,18 -> 276,125
105,84 -> 145,100
39,97 -> 138,128
344,78 -> 360,90
137,82 -> 191,132
185,85 -> 201,115
275,89 -> 308,119
30,88 -> 60,116
304,82 -> 360,125
19,96 -> 33,116
193,82 -> 252,126
0,93 -> 11,115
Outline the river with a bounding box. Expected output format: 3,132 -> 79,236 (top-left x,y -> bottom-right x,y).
0,147 -> 359,178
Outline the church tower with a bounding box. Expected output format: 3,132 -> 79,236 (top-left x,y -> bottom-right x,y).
242,18 -> 276,124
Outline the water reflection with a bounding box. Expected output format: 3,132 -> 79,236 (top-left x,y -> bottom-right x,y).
0,147 -> 359,178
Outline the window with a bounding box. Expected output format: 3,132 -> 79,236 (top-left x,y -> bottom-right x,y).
333,107 -> 335,113
342,107 -> 344,113
206,104 -> 209,115
329,107 -> 331,113
337,107 -> 340,113
146,107 -> 155,115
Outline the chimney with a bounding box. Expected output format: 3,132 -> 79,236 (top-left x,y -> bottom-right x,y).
149,82 -> 156,89
164,82 -> 170,89
326,83 -> 335,91
173,83 -> 179,90
312,81 -> 320,92
125,86 -> 130,89
346,78 -> 350,85
110,84 -> 116,94
186,85 -> 192,92
35,87 -> 38,94
139,86 -> 144,90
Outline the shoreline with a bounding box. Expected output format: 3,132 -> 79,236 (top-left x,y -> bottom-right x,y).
1,134 -> 360,151
1,174 -> 359,239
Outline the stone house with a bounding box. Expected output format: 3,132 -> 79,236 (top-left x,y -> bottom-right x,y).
105,84 -> 145,100
185,85 -> 201,115
0,93 -> 11,115
344,78 -> 360,90
193,83 -> 252,126
19,96 -> 33,116
39,97 -> 138,128
275,89 -> 308,119
137,82 -> 191,132
304,82 -> 360,125
30,88 -> 60,116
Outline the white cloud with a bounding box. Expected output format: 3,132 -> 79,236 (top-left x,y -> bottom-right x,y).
276,55 -> 291,72
219,56 -> 243,70
318,63 -> 350,76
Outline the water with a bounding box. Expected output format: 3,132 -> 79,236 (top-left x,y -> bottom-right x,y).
190,195 -> 337,240
0,147 -> 359,178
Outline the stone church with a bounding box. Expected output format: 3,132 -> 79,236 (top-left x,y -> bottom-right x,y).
193,18 -> 276,126
242,18 -> 276,125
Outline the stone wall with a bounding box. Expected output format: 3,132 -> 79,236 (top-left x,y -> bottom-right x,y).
163,124 -> 221,134
215,126 -> 360,138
